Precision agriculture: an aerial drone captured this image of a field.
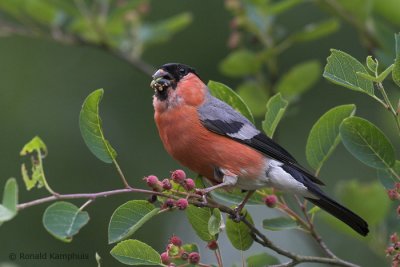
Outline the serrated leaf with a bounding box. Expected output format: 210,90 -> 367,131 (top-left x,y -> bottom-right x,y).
108,200 -> 160,244
226,210 -> 254,251
219,49 -> 261,77
263,217 -> 298,231
393,33 -> 400,87
340,117 -> 395,169
306,104 -> 356,173
293,19 -> 340,43
140,12 -> 192,45
246,253 -> 280,267
110,239 -> 161,266
43,201 -> 89,242
323,49 -> 374,95
20,136 -> 48,190
377,161 -> 400,189
276,60 -> 321,101
208,209 -> 222,236
186,205 -> 214,241
79,89 -> 117,163
262,93 -> 288,138
0,178 -> 18,223
237,82 -> 269,117
208,80 -> 254,124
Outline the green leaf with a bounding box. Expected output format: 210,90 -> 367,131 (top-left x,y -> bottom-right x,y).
377,161 -> 400,189
269,0 -> 302,15
276,60 -> 321,101
210,188 -> 266,205
208,208 -> 222,236
366,56 -> 378,74
374,0 -> 400,27
263,217 -> 298,231
19,136 -> 52,192
110,239 -> 161,266
219,49 -> 261,77
0,178 -> 18,224
262,93 -> 288,138
306,104 -> 356,172
79,89 -> 117,163
108,200 -> 160,244
140,12 -> 192,45
186,205 -> 214,241
293,19 -> 340,43
246,253 -> 279,267
208,80 -> 255,124
393,33 -> 400,87
237,82 -> 269,117
226,210 -> 254,251
323,181 -> 390,234
323,49 -> 374,95
340,117 -> 395,169
333,0 -> 373,22
43,201 -> 90,242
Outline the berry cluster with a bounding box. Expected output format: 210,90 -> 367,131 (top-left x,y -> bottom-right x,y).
387,233 -> 400,267
160,235 -> 201,266
143,170 -> 196,211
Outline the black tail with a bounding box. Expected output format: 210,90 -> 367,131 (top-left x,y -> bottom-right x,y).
281,164 -> 369,236
306,194 -> 369,236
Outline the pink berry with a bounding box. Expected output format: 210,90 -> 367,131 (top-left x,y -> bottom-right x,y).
160,252 -> 170,264
264,195 -> 278,208
162,179 -> 172,190
184,178 -> 195,191
176,198 -> 189,210
388,189 -> 399,200
169,235 -> 182,246
207,240 -> 218,250
386,246 -> 395,255
171,170 -> 186,183
188,252 -> 200,264
145,175 -> 159,187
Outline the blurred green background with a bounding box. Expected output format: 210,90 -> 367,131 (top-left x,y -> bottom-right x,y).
0,0 -> 399,266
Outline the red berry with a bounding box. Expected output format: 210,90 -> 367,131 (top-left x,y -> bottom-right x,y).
162,179 -> 172,190
207,240 -> 218,250
176,198 -> 189,210
397,206 -> 400,216
184,178 -> 195,191
188,252 -> 200,264
264,195 -> 278,208
169,235 -> 182,246
145,175 -> 159,187
160,252 -> 170,264
171,170 -> 186,183
391,233 -> 399,243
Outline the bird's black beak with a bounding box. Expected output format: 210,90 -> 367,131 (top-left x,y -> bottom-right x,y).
150,69 -> 175,92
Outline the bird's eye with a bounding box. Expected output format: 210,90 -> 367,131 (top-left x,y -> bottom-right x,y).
179,68 -> 187,76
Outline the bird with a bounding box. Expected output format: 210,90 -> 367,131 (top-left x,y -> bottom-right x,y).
150,62 -> 369,236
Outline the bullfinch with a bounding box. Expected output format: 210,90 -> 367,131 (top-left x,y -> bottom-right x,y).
150,63 -> 369,236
